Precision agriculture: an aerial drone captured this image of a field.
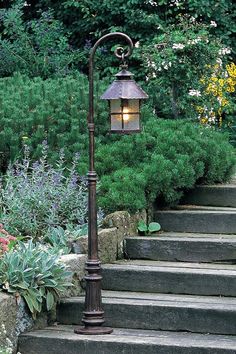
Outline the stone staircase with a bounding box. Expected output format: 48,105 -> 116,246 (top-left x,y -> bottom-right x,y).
18,184 -> 236,353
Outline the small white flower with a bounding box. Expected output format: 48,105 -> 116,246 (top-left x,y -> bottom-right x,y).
145,0 -> 158,5
208,116 -> 216,123
170,0 -> 181,7
223,70 -> 229,78
189,89 -> 201,97
219,47 -> 231,56
216,58 -> 222,65
172,43 -> 185,50
210,21 -> 217,27
135,41 -> 140,48
188,38 -> 201,45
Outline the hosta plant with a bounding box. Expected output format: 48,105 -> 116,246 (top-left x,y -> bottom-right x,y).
137,221 -> 161,236
0,240 -> 72,319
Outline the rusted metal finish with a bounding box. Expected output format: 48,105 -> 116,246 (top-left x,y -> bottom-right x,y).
75,32 -> 134,336
101,70 -> 149,100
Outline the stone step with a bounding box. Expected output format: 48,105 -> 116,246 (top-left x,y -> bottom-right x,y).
154,208 -> 236,234
102,260 -> 236,296
181,185 -> 236,207
124,233 -> 236,262
18,325 -> 236,354
57,291 -> 236,335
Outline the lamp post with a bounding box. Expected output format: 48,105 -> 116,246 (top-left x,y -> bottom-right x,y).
74,32 -> 148,335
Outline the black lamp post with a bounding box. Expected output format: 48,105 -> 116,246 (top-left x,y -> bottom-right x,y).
74,32 -> 148,335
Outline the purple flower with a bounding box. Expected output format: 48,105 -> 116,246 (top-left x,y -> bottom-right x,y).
84,40 -> 92,50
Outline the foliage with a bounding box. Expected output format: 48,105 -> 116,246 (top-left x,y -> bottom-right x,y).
18,0 -> 236,54
0,142 -> 89,240
0,72 -> 108,172
96,108 -> 236,214
0,1 -> 81,78
142,17 -> 234,120
0,240 -> 71,318
44,224 -> 89,255
137,220 -> 161,235
0,71 -> 234,218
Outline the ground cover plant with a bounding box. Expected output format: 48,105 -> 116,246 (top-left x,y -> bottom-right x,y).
0,240 -> 72,319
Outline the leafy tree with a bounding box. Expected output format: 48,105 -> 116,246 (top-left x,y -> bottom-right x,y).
0,1 -> 82,78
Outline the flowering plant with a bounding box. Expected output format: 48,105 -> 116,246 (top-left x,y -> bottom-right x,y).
142,16 -> 231,120
195,62 -> 236,126
0,225 -> 16,256
0,142 -> 90,241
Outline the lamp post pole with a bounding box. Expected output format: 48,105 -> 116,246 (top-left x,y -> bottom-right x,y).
75,33 -> 133,335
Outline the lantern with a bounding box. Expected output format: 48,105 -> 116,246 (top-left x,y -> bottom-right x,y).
101,69 -> 148,133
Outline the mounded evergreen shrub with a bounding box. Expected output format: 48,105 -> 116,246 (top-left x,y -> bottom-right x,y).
95,107 -> 236,213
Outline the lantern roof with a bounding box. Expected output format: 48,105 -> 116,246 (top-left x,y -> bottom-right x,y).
101,69 -> 148,100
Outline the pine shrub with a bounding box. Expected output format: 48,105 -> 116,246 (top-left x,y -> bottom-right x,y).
95,108 -> 236,213
0,72 -> 108,172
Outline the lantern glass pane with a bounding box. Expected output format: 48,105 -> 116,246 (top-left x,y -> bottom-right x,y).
110,99 -> 121,113
111,114 -> 122,131
124,114 -> 140,131
127,100 -> 140,113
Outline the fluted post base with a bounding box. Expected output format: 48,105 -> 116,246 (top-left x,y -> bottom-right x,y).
74,260 -> 113,335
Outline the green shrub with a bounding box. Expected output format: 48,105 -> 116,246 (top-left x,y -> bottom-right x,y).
0,72 -> 107,172
96,108 -> 236,215
0,240 -> 71,318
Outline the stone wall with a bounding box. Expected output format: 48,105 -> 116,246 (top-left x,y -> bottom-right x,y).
72,210 -> 146,262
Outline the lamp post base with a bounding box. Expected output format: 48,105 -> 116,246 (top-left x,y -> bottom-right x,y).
74,326 -> 113,335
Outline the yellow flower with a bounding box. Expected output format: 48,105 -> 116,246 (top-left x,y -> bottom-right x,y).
218,79 -> 224,87
196,106 -> 204,114
200,117 -> 209,124
226,63 -> 236,78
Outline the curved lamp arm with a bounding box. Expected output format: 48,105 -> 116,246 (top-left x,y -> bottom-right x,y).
88,32 -> 133,171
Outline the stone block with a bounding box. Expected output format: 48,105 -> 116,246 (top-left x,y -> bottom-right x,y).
59,254 -> 87,297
